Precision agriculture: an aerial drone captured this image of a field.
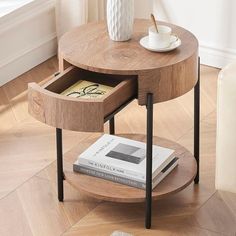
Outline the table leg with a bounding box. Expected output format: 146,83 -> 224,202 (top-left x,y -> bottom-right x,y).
194,57 -> 200,184
145,93 -> 153,229
109,117 -> 115,135
56,128 -> 64,201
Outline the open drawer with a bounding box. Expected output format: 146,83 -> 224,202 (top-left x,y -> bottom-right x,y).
28,66 -> 137,132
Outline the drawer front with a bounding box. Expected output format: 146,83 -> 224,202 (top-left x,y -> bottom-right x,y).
103,78 -> 136,117
28,67 -> 137,132
28,83 -> 104,132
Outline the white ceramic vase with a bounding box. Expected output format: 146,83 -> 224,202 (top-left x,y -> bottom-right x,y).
107,0 -> 134,41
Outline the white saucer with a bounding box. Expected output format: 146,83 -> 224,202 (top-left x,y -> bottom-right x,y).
139,35 -> 181,52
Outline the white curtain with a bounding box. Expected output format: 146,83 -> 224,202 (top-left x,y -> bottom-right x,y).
56,0 -> 105,39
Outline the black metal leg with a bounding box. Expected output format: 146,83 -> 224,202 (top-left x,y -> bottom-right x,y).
145,93 -> 153,229
109,117 -> 115,135
194,57 -> 200,184
56,128 -> 64,201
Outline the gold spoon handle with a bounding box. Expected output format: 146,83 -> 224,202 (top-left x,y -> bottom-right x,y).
151,14 -> 159,33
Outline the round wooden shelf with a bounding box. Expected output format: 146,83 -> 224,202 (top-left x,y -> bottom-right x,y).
64,134 -> 197,203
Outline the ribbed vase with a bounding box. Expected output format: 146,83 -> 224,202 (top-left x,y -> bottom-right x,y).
107,0 -> 134,41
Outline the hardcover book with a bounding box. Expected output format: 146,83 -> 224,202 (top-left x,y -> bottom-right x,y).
74,157 -> 179,189
61,80 -> 113,99
75,134 -> 175,181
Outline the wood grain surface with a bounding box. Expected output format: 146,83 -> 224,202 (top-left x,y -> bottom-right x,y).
59,19 -> 199,105
28,67 -> 137,132
64,134 -> 197,203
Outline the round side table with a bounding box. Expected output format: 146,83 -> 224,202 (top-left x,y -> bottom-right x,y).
29,19 -> 200,229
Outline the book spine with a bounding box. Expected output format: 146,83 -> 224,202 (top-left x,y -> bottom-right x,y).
78,158 -> 145,181
73,164 -> 146,189
152,158 -> 179,188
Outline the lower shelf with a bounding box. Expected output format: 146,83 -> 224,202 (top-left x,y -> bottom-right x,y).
64,134 -> 197,203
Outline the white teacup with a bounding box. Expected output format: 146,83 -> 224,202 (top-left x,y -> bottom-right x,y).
149,25 -> 177,49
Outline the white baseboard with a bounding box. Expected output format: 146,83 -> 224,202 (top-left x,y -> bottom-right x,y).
200,42 -> 236,69
0,34 -> 57,86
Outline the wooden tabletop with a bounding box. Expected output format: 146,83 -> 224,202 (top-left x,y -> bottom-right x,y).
59,19 -> 199,105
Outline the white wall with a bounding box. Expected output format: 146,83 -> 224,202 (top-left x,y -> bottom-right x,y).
153,0 -> 236,68
0,0 -> 56,86
134,0 -> 153,19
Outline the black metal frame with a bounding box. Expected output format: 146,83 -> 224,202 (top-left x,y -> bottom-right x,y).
144,57 -> 200,228
145,93 -> 153,229
109,117 -> 115,135
56,128 -> 64,202
194,57 -> 200,184
55,58 -> 200,229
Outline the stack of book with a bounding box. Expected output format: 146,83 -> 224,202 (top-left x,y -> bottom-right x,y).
73,134 -> 179,189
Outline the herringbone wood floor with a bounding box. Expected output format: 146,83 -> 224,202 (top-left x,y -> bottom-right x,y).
0,57 -> 235,236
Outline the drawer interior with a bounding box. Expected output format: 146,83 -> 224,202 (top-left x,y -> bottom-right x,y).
28,66 -> 138,132
44,67 -> 137,99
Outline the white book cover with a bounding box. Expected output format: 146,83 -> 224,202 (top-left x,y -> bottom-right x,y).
78,134 -> 175,181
